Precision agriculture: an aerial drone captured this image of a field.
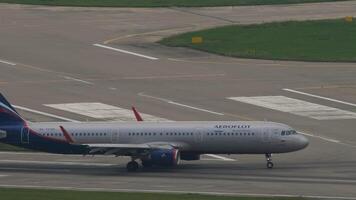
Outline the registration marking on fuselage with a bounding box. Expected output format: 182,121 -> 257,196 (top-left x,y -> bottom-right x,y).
228,96 -> 356,120
44,103 -> 171,122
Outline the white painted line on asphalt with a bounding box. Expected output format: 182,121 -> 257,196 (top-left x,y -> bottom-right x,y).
0,167 -> 71,173
228,96 -> 356,120
298,131 -> 356,148
0,59 -> 16,66
13,105 -> 80,122
0,159 -> 115,167
168,101 -> 225,116
0,175 -> 9,178
284,88 -> 356,107
0,185 -> 356,200
44,102 -> 171,122
139,93 -> 224,116
298,131 -> 341,144
62,76 -> 94,85
204,154 -> 235,161
93,44 -> 158,60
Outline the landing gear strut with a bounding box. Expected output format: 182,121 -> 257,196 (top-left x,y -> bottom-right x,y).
265,153 -> 274,169
126,160 -> 139,172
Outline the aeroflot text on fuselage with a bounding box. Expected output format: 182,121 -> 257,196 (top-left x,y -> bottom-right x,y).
215,125 -> 250,129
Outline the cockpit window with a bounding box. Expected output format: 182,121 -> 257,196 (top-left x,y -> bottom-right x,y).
281,130 -> 297,135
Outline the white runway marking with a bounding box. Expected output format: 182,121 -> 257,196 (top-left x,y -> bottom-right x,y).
168,101 -> 224,116
13,105 -> 80,122
228,96 -> 356,120
283,88 -> 356,107
204,154 -> 235,161
139,93 -> 224,116
44,102 -> 171,122
0,185 -> 355,200
0,58 -> 16,66
298,131 -> 341,144
93,44 -> 158,60
62,76 -> 93,85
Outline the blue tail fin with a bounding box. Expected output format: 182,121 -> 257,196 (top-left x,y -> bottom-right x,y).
0,93 -> 25,125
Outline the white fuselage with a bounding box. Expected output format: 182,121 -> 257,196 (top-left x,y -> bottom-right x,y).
28,121 -> 309,154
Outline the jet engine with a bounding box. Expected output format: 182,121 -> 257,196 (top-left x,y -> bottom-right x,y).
145,149 -> 180,166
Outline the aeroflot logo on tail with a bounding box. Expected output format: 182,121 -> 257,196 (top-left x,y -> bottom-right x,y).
215,125 -> 250,129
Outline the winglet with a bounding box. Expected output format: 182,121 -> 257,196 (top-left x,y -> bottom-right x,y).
132,106 -> 143,121
59,125 -> 74,144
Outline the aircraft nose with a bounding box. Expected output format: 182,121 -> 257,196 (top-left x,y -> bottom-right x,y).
297,135 -> 309,149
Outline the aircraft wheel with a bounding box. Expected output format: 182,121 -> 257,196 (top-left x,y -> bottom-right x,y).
267,161 -> 274,169
126,161 -> 139,172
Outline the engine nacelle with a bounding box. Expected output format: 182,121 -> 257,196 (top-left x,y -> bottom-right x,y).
180,152 -> 200,161
149,149 -> 180,166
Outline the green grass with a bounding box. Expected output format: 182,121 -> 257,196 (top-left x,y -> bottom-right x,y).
0,0 -> 349,7
0,188 -> 305,200
160,19 -> 356,62
0,143 -> 29,151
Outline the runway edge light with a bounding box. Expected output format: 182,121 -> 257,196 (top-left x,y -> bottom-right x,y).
192,36 -> 203,44
345,16 -> 353,22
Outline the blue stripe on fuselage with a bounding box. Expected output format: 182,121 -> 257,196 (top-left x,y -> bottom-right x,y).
0,125 -> 88,154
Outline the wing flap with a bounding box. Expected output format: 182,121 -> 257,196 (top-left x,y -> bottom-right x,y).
86,143 -> 150,149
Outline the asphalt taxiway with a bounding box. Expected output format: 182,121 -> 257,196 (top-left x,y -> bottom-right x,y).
1,1 -> 356,199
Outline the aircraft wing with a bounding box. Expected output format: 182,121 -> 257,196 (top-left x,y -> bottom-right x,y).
60,125 -> 190,156
83,142 -> 189,156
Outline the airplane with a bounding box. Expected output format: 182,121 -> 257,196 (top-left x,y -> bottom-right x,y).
0,93 -> 308,172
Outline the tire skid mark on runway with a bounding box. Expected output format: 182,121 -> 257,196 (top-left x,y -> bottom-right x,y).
0,185 -> 356,200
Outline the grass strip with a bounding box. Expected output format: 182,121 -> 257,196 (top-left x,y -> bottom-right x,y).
0,0 -> 349,7
160,19 -> 356,62
0,188 -> 305,200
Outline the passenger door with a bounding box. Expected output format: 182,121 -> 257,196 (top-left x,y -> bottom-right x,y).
262,128 -> 271,143
111,128 -> 119,143
21,127 -> 30,144
194,128 -> 203,143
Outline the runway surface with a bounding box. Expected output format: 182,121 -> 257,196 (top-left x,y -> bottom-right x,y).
1,1 -> 356,199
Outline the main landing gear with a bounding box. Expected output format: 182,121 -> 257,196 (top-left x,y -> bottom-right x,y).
265,153 -> 274,169
126,160 -> 139,172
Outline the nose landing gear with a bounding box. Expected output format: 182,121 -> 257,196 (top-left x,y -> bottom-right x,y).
265,153 -> 274,169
